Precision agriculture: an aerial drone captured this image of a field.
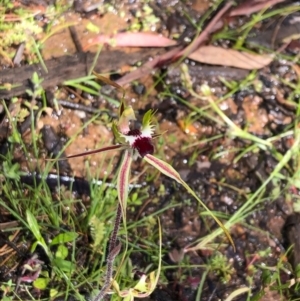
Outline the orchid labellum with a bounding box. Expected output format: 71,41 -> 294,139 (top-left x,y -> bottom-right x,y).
63,102 -> 233,246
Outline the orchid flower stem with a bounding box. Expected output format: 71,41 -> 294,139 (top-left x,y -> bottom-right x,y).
93,204 -> 122,301
109,204 -> 122,253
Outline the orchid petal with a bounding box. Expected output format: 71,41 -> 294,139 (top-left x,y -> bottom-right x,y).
144,154 -> 234,249
141,109 -> 156,137
117,150 -> 133,221
61,145 -> 126,160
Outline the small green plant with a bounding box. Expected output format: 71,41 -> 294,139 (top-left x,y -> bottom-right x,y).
0,11 -> 42,63
15,210 -> 81,297
26,71 -> 44,100
0,279 -> 14,301
0,2 -> 73,65
209,252 -> 234,283
128,4 -> 160,31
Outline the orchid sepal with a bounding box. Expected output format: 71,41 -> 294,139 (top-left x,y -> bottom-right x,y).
144,154 -> 234,249
141,109 -> 156,137
58,144 -> 126,160
117,149 -> 133,220
112,121 -> 126,144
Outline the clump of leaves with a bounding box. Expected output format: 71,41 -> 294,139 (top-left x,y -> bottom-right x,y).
23,210 -> 79,297
0,18 -> 42,49
209,252 -> 234,283
89,216 -> 106,254
0,8 -> 42,64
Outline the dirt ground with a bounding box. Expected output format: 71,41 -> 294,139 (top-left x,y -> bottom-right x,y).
1,0 -> 300,300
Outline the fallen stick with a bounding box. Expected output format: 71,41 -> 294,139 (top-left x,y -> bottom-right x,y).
0,48 -> 162,99
116,2 -> 233,86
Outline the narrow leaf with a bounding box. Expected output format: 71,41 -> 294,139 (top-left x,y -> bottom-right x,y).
64,75 -> 96,84
150,217 -> 162,293
229,0 -> 285,17
144,154 -> 235,249
134,217 -> 162,297
66,83 -> 99,95
26,210 -> 42,241
111,217 -> 162,299
117,150 -> 133,221
223,287 -> 250,301
26,210 -> 49,256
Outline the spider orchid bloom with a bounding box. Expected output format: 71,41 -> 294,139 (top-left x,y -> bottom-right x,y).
111,102 -> 156,159
64,102 -> 233,247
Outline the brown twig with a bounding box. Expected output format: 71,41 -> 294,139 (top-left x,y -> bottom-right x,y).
69,26 -> 83,53
175,1 -> 234,60
116,2 -> 233,86
228,0 -> 286,17
0,49 -> 163,98
116,0 -> 290,86
116,46 -> 182,86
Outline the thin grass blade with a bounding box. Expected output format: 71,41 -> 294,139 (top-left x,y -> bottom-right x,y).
134,217 -> 162,297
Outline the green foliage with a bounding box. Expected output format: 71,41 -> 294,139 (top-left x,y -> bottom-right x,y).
64,76 -> 102,96
33,277 -> 50,290
0,280 -> 14,301
25,71 -> 45,99
2,2 -> 300,300
89,216 -> 106,253
50,232 -> 79,246
209,252 -> 234,283
3,161 -> 22,180
26,209 -> 51,257
0,17 -> 42,50
128,4 -> 160,31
